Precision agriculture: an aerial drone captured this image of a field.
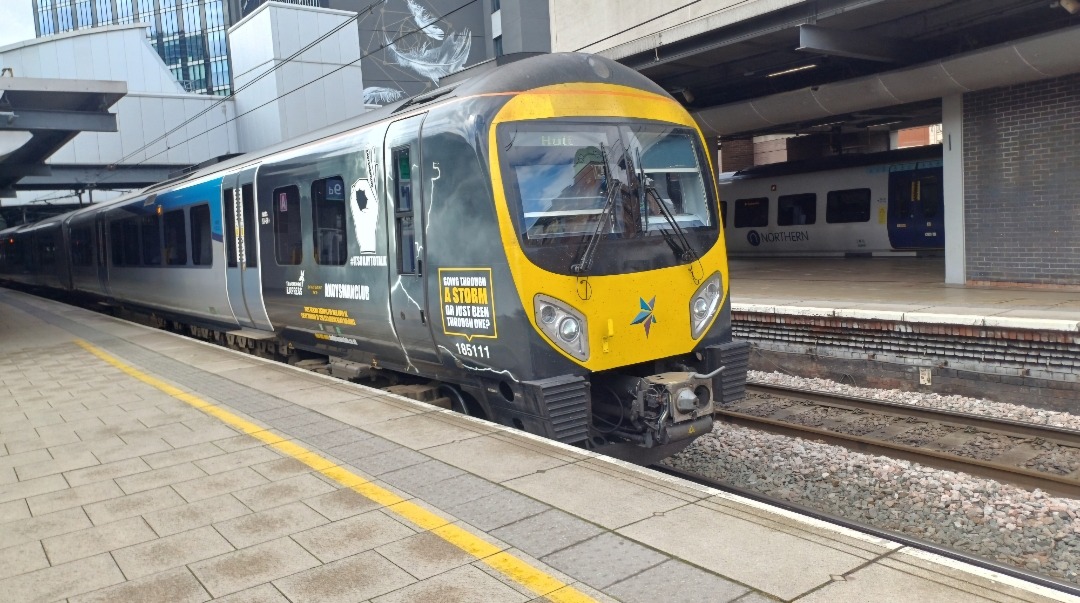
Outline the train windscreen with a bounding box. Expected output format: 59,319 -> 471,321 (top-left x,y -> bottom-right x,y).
499,122 -> 715,241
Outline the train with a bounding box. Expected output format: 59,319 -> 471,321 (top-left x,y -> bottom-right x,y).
0,52 -> 749,463
717,144 -> 945,256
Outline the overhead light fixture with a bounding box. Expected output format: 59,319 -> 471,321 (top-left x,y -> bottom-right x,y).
1058,0 -> 1080,14
766,64 -> 817,78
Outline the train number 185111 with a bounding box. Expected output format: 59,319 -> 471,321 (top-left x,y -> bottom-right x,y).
455,342 -> 491,358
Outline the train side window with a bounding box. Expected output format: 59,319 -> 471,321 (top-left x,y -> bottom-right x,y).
163,209 -> 188,266
70,227 -> 92,267
393,147 -> 417,274
223,188 -> 237,267
733,197 -> 768,228
311,176 -> 347,266
190,204 -> 212,266
273,185 -> 302,265
110,221 -> 123,266
826,188 -> 871,223
140,214 -> 162,266
121,218 -> 140,266
720,201 -> 728,227
777,193 -> 817,226
37,233 -> 56,266
920,175 -> 942,219
241,184 -> 257,268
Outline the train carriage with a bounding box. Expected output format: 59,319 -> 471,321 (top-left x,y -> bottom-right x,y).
0,53 -> 749,463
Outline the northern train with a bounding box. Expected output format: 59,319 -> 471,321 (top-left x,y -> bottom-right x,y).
718,144 -> 945,256
0,53 -> 748,463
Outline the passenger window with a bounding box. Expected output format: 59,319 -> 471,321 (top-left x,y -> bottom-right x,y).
734,197 -> 768,228
241,184 -> 257,268
920,175 -> 942,219
311,176 -> 347,265
777,193 -> 817,226
163,209 -> 187,266
274,185 -> 302,265
393,147 -> 417,274
121,218 -> 140,266
190,204 -> 212,266
223,188 -> 237,267
826,188 -> 871,223
70,227 -> 92,267
140,214 -> 161,266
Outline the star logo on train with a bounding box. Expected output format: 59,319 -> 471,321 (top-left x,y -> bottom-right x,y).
631,296 -> 657,337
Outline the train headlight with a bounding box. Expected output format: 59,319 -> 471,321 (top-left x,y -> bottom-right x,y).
558,317 -> 580,342
534,294 -> 589,361
689,272 -> 723,339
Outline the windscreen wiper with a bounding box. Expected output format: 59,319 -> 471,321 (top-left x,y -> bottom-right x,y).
572,142 -> 620,274
645,180 -> 698,264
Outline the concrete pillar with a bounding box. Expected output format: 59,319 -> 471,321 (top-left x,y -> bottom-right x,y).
942,94 -> 966,285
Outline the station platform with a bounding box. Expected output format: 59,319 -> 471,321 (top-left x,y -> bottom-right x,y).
727,258 -> 1080,408
0,287 -> 1072,603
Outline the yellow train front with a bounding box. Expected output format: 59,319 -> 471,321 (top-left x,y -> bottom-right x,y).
411,53 -> 749,463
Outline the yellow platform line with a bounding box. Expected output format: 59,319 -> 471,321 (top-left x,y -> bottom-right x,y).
75,339 -> 596,603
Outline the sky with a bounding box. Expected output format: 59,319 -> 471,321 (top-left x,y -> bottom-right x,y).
0,1 -> 36,48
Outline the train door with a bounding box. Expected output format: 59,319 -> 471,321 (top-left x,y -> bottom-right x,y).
384,115 -> 439,365
887,162 -> 945,249
222,169 -> 274,331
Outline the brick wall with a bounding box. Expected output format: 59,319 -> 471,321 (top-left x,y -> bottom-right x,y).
964,73 -> 1080,286
719,138 -> 754,172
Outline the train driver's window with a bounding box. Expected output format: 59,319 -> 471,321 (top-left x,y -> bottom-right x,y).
122,218 -> 141,266
273,186 -> 303,265
393,147 -> 418,274
777,193 -> 817,226
826,188 -> 871,223
70,227 -> 93,267
163,209 -> 188,266
311,176 -> 347,266
140,214 -> 162,266
734,197 -> 768,228
190,204 -> 212,266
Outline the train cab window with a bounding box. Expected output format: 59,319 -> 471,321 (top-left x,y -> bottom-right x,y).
163,209 -> 187,266
826,188 -> 871,223
777,193 -> 817,226
140,214 -> 162,266
190,204 -> 212,266
241,184 -> 257,268
273,185 -> 302,265
734,198 -> 768,228
393,147 -> 418,274
311,176 -> 347,266
70,227 -> 92,267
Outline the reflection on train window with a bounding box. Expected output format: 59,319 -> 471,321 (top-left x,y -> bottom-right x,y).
777,193 -> 816,226
734,198 -> 768,228
190,204 -> 212,266
223,188 -> 237,268
70,227 -> 92,267
273,185 -> 302,265
163,209 -> 187,266
826,188 -> 871,223
141,214 -> 162,266
499,123 -> 714,240
311,176 -> 347,266
393,146 -> 418,274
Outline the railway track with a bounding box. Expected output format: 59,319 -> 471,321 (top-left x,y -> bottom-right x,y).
721,381 -> 1080,499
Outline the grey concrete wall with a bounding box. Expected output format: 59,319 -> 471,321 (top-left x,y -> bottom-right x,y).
963,73 -> 1080,286
498,0 -> 551,54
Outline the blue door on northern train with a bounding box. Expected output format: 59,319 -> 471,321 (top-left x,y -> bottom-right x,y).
222,169 -> 273,331
887,160 -> 945,250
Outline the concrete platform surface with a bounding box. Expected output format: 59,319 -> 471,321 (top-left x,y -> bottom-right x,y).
730,258 -> 1080,331
0,287 -> 1074,603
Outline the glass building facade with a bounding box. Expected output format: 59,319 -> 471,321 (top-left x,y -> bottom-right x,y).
32,0 -> 235,95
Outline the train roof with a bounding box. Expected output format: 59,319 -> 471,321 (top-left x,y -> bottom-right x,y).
722,144 -> 943,181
